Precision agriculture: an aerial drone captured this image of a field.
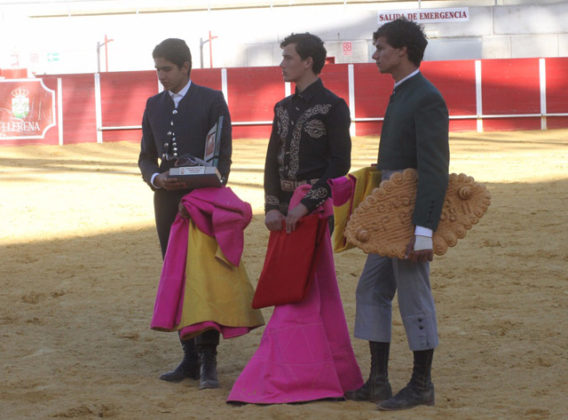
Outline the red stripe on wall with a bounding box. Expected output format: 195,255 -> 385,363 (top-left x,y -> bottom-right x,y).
192,68 -> 223,91
545,57 -> 568,114
226,66 -> 284,139
481,58 -> 541,131
353,63 -> 392,137
100,71 -> 156,143
48,73 -> 97,144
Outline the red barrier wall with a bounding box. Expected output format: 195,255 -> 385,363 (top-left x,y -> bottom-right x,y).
48,73 -> 98,144
353,63 -> 392,136
546,57 -> 568,130
227,66 -> 283,139
100,71 -> 156,143
0,68 -> 28,79
423,60 -> 477,132
1,58 -> 567,147
482,58 -> 541,131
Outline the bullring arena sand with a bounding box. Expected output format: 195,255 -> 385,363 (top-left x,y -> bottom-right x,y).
1,129 -> 567,420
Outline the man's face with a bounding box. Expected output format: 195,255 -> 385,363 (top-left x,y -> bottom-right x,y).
372,36 -> 404,75
154,57 -> 189,93
280,43 -> 311,83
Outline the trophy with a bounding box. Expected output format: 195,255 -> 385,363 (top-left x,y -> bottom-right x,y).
167,116 -> 224,188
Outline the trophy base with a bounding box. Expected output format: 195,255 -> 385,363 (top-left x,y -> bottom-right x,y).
168,166 -> 223,189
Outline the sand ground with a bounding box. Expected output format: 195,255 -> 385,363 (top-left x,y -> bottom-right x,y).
1,129 -> 567,420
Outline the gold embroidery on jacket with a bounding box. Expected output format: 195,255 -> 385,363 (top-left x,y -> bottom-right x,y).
266,194 -> 280,206
287,104 -> 331,179
304,186 -> 328,208
275,106 -> 289,139
304,119 -> 327,138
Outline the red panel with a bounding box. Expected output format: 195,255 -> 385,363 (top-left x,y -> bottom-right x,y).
99,71 -> 156,143
483,117 -> 540,131
449,119 -> 477,132
545,57 -> 568,114
191,68 -> 222,91
320,64 -> 350,106
227,66 -> 284,139
102,69 -> 224,143
1,68 -> 28,78
102,128 -> 142,142
548,117 -> 568,129
482,58 -> 540,115
422,60 -> 476,117
353,63 -> 392,136
49,73 -> 97,144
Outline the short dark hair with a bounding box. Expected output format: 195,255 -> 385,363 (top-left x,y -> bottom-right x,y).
280,33 -> 327,75
373,18 -> 428,67
152,38 -> 192,76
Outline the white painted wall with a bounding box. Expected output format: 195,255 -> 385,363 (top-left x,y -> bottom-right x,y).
0,1 -> 566,74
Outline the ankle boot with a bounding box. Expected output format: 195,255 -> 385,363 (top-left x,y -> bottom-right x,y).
198,347 -> 219,389
378,349 -> 435,411
159,338 -> 200,382
345,341 -> 392,402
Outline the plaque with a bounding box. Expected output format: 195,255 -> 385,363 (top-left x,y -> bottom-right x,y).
167,116 -> 224,188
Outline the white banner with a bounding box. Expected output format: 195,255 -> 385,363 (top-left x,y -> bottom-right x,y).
378,8 -> 469,24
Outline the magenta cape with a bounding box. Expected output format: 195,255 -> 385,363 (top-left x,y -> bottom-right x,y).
150,187 -> 258,339
227,186 -> 363,404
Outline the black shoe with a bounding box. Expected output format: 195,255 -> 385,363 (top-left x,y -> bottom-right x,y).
377,382 -> 435,411
160,339 -> 199,382
159,360 -> 199,382
198,350 -> 219,389
345,341 -> 392,402
345,376 -> 392,402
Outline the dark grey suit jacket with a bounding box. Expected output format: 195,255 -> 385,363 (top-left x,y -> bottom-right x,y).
378,72 -> 449,231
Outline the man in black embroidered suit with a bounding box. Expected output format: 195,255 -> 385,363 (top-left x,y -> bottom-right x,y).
264,33 -> 351,233
345,19 -> 450,411
224,32 -> 361,405
138,38 -> 231,389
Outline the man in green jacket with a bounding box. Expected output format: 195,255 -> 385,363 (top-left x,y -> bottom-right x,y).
345,18 -> 449,411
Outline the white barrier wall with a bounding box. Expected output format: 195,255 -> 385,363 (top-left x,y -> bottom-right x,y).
0,1 -> 567,74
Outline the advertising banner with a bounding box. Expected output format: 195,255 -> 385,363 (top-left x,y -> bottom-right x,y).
0,79 -> 56,140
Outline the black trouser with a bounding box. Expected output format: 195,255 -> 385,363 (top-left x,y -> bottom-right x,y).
153,188 -> 191,258
193,329 -> 220,349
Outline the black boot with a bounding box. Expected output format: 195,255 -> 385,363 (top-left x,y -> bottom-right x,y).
378,349 -> 435,411
198,346 -> 219,389
159,338 -> 200,382
345,341 -> 392,402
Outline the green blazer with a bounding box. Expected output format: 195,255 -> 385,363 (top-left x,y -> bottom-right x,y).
377,72 -> 449,231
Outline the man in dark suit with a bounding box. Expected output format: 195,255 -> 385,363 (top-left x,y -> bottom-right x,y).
138,38 -> 231,389
345,19 -> 449,411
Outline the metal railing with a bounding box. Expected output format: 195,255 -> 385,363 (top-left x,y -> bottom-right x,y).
99,112 -> 568,132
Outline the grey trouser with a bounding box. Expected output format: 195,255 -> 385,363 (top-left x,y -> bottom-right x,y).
353,252 -> 439,351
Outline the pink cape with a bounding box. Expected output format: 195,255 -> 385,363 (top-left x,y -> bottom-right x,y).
150,187 -> 254,339
227,186 -> 363,404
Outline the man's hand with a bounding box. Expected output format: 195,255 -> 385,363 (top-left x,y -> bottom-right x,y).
265,209 -> 285,231
405,235 -> 434,263
178,200 -> 190,219
285,203 -> 308,234
154,172 -> 189,190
